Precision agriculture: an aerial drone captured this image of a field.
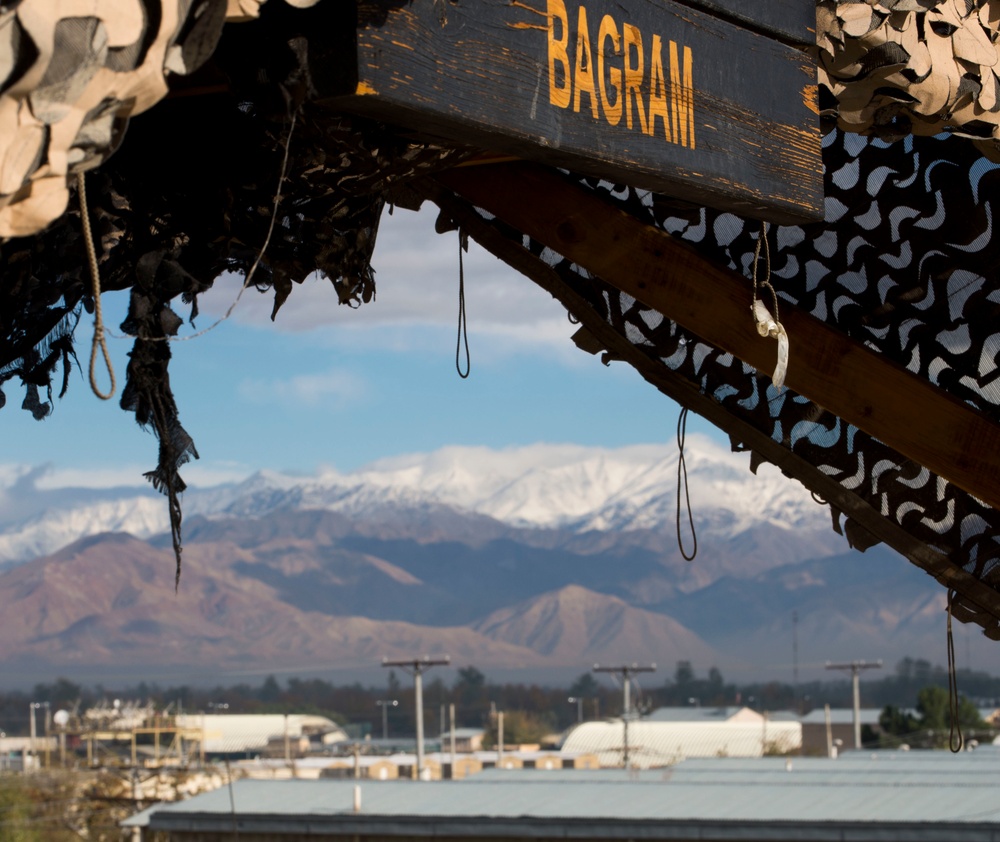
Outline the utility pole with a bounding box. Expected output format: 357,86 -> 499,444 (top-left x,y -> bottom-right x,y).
382,656 -> 450,780
28,703 -> 37,774
825,659 -> 882,749
375,699 -> 398,741
593,663 -> 656,768
792,610 -> 799,710
497,711 -> 504,766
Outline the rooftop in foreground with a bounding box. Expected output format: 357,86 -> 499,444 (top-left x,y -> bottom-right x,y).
130,748 -> 1000,841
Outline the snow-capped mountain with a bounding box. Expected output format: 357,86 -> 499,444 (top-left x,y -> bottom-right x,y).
0,440 -> 956,684
0,436 -> 828,567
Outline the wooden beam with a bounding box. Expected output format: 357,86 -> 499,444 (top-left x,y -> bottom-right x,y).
679,0 -> 816,46
422,178 -> 1000,635
435,162 -> 1000,513
313,0 -> 822,223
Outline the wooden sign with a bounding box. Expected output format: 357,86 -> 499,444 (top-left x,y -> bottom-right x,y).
315,0 -> 822,223
679,0 -> 815,46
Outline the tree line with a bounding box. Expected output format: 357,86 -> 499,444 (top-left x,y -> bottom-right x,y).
3,657 -> 997,741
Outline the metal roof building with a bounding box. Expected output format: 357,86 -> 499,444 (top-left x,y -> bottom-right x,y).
126,748 -> 1000,841
174,714 -> 346,756
559,709 -> 801,766
643,706 -> 762,723
798,709 -> 882,726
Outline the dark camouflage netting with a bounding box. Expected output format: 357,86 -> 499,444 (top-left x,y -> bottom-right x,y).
425,128 -> 1000,637
0,11 -> 469,583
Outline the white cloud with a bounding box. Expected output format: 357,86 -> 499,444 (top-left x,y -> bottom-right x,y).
33,466 -> 152,490
238,368 -> 367,408
195,205 -> 578,354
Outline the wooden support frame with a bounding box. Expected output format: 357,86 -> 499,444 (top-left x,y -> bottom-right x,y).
313,0 -> 822,223
422,178 -> 1000,634
680,0 -> 815,45
435,162 -> 1000,514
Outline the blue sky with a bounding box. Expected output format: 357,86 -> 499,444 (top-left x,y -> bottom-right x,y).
3,204 -> 722,489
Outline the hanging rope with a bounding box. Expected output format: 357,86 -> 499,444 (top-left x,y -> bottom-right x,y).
750,221 -> 789,390
77,171 -> 116,400
946,589 -> 964,753
455,227 -> 470,379
676,407 -> 697,561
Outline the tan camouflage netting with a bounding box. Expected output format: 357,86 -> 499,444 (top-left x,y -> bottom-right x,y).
819,0 -> 1000,156
0,0 -> 317,237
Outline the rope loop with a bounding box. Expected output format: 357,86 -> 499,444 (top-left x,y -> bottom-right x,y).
947,589 -> 964,753
750,222 -> 789,390
455,228 -> 470,379
78,171 -> 116,400
676,407 -> 698,561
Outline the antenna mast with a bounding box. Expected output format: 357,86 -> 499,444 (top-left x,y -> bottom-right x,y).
382,656 -> 450,778
825,659 -> 882,749
593,663 -> 656,768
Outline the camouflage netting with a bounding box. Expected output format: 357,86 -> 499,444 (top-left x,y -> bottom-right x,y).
424,128 -> 1000,637
0,1 -> 469,582
818,0 -> 1000,157
2,0 -> 1000,632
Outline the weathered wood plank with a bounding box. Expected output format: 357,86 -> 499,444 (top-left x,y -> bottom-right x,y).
435,161 -> 1000,514
315,0 -> 822,223
679,0 -> 816,46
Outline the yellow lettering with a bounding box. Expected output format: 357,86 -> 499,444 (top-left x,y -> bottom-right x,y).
622,23 -> 648,135
648,35 -> 672,142
597,15 -> 622,127
670,40 -> 695,148
572,6 -> 599,118
546,9 -> 694,150
547,0 -> 571,109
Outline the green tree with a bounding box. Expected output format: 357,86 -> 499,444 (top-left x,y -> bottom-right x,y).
918,686 -> 982,727
31,678 -> 81,708
878,705 -> 919,747
483,710 -> 554,748
258,675 -> 282,703
568,673 -> 600,698
454,666 -> 485,704
909,686 -> 985,748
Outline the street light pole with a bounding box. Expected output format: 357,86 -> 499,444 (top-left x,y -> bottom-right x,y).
382,656 -> 450,779
593,663 -> 656,768
376,699 -> 398,741
825,659 -> 883,749
28,703 -> 37,774
567,696 -> 584,723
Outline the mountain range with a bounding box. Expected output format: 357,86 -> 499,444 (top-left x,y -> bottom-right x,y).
0,437 -> 961,687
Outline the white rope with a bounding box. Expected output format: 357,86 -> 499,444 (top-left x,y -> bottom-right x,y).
751,221 -> 789,390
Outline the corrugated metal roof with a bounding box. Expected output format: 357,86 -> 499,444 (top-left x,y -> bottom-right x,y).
444,728 -> 486,739
799,708 -> 882,725
141,749 -> 1000,831
644,706 -> 758,723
